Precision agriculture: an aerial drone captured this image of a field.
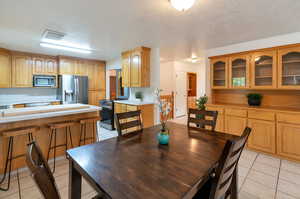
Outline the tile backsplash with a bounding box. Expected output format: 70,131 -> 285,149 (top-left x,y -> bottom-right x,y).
0,88 -> 57,105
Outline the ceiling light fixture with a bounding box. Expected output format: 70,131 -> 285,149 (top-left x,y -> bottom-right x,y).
169,0 -> 196,11
40,42 -> 92,54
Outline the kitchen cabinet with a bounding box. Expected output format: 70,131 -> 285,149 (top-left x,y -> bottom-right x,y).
11,53 -> 33,87
33,56 -> 57,75
0,49 -> 11,88
88,91 -> 105,106
228,54 -> 250,88
225,108 -> 247,136
114,103 -> 154,128
206,105 -> 224,132
250,50 -> 277,89
248,119 -> 276,154
87,61 -> 105,91
58,57 -> 75,75
278,46 -> 300,89
121,47 -> 151,88
211,57 -> 228,89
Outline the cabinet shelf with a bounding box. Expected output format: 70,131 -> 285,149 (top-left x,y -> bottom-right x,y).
255,76 -> 272,79
214,68 -> 225,71
256,63 -> 272,66
214,79 -> 225,81
283,74 -> 300,78
232,65 -> 246,69
282,60 -> 300,64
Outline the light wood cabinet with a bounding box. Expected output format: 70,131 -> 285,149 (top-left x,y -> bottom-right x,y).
0,49 -> 11,88
250,50 -> 277,89
58,57 -> 75,75
211,57 -> 228,89
88,91 -> 105,106
248,119 -> 276,154
278,46 -> 300,89
229,54 -> 250,88
33,56 -> 57,75
87,61 -> 105,91
11,54 -> 33,87
225,115 -> 247,136
277,122 -> 300,161
121,47 -> 151,88
206,106 -> 224,132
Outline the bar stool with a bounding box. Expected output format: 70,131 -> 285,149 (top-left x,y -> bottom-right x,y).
47,121 -> 75,173
0,126 -> 39,196
79,116 -> 101,146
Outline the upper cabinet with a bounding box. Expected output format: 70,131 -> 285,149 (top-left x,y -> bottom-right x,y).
86,61 -> 105,91
211,57 -> 228,89
11,53 -> 33,87
250,50 -> 277,89
0,49 -> 11,88
229,54 -> 250,88
58,57 -> 75,75
33,56 -> 57,75
121,47 -> 151,88
278,46 -> 300,89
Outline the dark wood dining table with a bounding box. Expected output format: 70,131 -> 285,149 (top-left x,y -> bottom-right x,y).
66,122 -> 239,199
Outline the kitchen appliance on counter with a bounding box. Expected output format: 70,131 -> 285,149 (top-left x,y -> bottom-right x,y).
57,75 -> 88,104
33,75 -> 56,87
99,100 -> 115,130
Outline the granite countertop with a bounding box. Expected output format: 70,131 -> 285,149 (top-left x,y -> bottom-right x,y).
114,100 -> 154,106
0,104 -> 101,124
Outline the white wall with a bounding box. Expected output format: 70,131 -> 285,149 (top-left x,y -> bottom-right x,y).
205,31 -> 300,97
160,61 -> 175,95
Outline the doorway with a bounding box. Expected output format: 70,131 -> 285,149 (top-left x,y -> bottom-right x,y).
187,72 -> 197,109
175,71 -> 187,117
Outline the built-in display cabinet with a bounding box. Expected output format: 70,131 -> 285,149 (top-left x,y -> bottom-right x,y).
210,43 -> 300,90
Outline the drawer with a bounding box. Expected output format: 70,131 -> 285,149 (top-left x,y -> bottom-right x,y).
277,113 -> 300,125
127,105 -> 138,111
225,108 -> 247,117
248,110 -> 275,121
206,106 -> 224,115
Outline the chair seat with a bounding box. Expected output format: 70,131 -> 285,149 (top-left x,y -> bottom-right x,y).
1,126 -> 39,138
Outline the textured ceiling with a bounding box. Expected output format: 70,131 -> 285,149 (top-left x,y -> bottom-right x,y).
0,0 -> 300,61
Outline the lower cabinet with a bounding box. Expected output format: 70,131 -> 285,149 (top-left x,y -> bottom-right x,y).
247,119 -> 276,154
225,115 -> 247,136
277,122 -> 300,161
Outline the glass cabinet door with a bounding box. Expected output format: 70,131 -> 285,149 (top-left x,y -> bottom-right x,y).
229,55 -> 250,88
211,58 -> 228,88
251,51 -> 277,88
278,47 -> 300,88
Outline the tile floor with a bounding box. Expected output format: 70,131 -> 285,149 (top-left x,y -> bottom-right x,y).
0,121 -> 300,198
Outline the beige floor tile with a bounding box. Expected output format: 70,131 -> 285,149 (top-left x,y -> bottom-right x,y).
277,179 -> 300,198
241,178 -> 276,199
256,154 -> 281,168
239,190 -> 260,199
238,165 -> 250,177
281,160 -> 300,175
238,175 -> 246,190
247,170 -> 278,189
239,157 -> 254,169
252,161 -> 280,177
279,170 -> 300,185
241,149 -> 258,162
276,191 -> 298,199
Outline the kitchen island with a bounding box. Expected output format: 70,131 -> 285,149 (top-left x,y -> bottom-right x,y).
0,104 -> 100,174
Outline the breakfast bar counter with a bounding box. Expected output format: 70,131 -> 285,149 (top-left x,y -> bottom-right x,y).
0,104 -> 101,174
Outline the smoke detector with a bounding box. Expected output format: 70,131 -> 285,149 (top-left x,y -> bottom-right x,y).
42,29 -> 65,41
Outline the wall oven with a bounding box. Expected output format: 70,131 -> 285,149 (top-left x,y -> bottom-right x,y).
33,75 -> 56,87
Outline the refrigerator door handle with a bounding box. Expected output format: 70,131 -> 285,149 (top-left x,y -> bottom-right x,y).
76,78 -> 79,103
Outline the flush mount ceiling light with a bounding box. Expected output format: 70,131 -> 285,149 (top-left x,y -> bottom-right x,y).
169,0 -> 196,11
40,29 -> 92,54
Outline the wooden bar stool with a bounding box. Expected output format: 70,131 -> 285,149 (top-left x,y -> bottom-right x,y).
0,126 -> 39,196
79,116 -> 100,146
47,121 -> 75,173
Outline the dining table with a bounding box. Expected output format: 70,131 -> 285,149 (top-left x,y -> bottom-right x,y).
66,122 -> 239,199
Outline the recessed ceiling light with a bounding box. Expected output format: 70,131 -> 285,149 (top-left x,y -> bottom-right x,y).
40,42 -> 92,54
169,0 -> 196,11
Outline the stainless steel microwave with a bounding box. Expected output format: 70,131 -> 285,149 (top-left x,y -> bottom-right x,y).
33,75 -> 56,87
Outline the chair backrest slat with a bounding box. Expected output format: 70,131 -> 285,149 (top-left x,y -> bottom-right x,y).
187,108 -> 218,131
115,110 -> 143,137
26,142 -> 60,199
210,127 -> 251,199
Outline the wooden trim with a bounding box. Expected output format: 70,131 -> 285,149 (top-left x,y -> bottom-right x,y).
211,57 -> 228,89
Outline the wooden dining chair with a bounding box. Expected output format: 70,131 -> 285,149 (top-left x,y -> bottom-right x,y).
26,141 -> 61,199
115,110 -> 143,138
187,109 -> 218,131
193,127 -> 252,199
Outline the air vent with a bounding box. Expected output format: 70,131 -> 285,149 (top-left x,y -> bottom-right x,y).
42,29 -> 65,41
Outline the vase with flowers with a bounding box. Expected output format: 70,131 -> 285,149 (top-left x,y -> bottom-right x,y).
155,88 -> 171,145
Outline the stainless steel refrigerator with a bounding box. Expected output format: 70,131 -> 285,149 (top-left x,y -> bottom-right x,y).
57,75 -> 88,104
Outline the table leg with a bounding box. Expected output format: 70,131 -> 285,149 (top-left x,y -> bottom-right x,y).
69,160 -> 82,199
230,167 -> 238,199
